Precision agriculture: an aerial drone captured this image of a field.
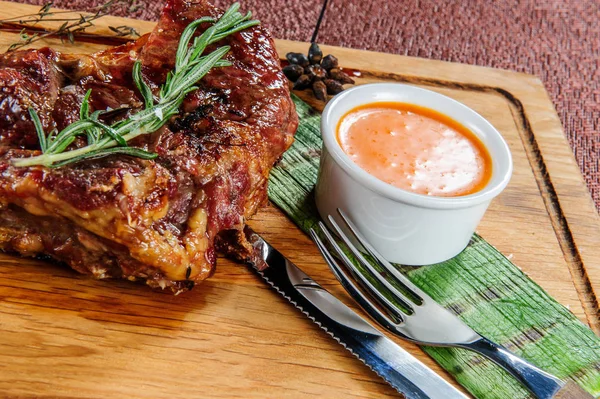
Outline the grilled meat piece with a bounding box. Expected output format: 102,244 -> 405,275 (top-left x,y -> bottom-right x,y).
0,0 -> 297,293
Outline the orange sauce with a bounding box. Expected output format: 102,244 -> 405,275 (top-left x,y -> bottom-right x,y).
336,102 -> 492,197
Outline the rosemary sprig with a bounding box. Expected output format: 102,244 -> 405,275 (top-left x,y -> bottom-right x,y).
1,0 -> 141,51
12,3 -> 259,168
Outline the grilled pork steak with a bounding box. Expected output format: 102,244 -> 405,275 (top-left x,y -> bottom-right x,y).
0,0 -> 297,293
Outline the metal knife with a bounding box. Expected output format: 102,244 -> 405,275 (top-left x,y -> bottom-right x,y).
245,228 -> 468,399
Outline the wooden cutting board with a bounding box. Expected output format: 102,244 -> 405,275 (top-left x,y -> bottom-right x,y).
0,3 -> 599,398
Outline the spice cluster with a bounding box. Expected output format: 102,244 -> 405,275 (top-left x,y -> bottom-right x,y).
284,42 -> 355,101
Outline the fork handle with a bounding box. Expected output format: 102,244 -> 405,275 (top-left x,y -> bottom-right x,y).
460,337 -> 592,399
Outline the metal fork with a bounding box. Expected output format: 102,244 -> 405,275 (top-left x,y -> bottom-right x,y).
309,209 -> 592,399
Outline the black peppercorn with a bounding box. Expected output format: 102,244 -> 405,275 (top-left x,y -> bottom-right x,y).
282,64 -> 303,81
306,65 -> 328,81
293,74 -> 312,90
312,80 -> 327,101
329,68 -> 355,84
308,42 -> 323,65
321,54 -> 338,70
285,44 -> 356,101
286,52 -> 309,67
324,79 -> 344,95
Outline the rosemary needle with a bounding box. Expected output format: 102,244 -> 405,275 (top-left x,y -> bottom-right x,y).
12,3 -> 259,168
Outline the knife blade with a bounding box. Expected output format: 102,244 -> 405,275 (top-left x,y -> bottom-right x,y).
245,228 -> 468,399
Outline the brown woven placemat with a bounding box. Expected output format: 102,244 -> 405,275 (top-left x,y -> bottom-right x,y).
12,0 -> 600,210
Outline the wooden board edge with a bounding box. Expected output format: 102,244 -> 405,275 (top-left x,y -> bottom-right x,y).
507,77 -> 600,333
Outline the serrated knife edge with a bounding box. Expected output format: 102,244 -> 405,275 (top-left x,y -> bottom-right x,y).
255,267 -> 411,394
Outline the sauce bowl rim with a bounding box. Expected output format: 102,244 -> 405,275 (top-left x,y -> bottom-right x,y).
320,83 -> 513,210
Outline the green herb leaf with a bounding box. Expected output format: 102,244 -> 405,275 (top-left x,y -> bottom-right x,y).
79,88 -> 92,120
50,146 -> 158,168
175,16 -> 214,71
79,89 -> 98,144
44,119 -> 94,154
48,136 -> 76,154
39,2 -> 53,15
28,108 -> 47,152
132,60 -> 154,109
89,119 -> 128,147
87,109 -> 104,144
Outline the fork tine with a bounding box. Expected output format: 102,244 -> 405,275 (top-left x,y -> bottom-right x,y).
317,220 -> 414,316
336,209 -> 431,303
309,227 -> 401,328
309,228 -> 344,282
324,216 -> 418,313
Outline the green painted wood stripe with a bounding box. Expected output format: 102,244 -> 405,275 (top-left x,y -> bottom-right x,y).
267,94 -> 600,398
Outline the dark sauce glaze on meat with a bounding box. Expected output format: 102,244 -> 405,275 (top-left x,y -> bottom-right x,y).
0,0 -> 297,293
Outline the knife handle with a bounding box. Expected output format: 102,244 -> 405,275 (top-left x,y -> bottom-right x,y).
553,381 -> 594,399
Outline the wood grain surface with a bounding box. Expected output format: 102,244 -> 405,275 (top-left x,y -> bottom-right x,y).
0,3 -> 598,398
554,382 -> 596,399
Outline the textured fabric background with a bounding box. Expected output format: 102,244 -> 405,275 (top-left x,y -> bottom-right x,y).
14,0 -> 600,210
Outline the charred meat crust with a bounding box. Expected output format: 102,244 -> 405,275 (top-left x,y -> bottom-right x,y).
0,0 -> 298,293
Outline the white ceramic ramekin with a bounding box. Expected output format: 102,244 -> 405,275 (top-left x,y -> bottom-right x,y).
315,83 -> 513,265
